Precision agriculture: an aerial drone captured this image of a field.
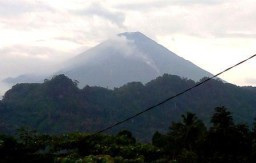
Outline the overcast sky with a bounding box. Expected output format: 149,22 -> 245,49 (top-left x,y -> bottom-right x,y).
0,0 -> 255,95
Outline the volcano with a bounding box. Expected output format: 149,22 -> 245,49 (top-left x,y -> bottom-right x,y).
59,32 -> 213,88
4,32 -> 213,89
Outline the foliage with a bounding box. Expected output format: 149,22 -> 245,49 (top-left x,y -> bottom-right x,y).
1,107 -> 256,162
0,74 -> 256,141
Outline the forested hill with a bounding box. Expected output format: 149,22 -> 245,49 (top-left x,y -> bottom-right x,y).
0,74 -> 256,141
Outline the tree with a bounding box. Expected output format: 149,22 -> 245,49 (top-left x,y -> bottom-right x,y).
204,107 -> 251,163
211,106 -> 234,130
167,112 -> 206,160
152,131 -> 167,148
116,130 -> 136,145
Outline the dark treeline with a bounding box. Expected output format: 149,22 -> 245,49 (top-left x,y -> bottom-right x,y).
1,106 -> 256,163
1,74 -> 256,141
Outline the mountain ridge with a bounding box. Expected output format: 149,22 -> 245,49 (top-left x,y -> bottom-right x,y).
1,74 -> 256,141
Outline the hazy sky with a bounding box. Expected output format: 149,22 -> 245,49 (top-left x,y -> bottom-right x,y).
0,0 -> 255,95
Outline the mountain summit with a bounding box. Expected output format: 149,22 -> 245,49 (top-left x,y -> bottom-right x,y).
3,32 -> 213,89
59,32 -> 213,88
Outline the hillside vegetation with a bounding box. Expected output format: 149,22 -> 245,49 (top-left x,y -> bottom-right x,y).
0,74 -> 256,141
1,107 -> 256,162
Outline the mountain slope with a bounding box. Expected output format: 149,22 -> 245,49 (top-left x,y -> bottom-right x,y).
2,32 -> 213,89
59,32 -> 213,88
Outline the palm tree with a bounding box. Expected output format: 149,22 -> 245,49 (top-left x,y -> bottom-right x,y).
168,112 -> 206,153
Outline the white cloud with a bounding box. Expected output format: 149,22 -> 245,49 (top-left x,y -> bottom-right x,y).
0,45 -> 67,78
0,0 -> 56,31
115,0 -> 224,11
0,0 -> 53,17
108,35 -> 161,74
123,0 -> 256,38
245,78 -> 256,86
74,3 -> 126,27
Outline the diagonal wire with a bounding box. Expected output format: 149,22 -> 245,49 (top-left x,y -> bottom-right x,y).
94,54 -> 256,134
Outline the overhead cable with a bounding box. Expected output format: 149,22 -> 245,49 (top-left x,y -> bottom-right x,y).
94,54 -> 256,134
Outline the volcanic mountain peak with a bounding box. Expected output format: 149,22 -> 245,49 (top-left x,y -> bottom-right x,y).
3,32 -> 213,89
58,32 -> 213,88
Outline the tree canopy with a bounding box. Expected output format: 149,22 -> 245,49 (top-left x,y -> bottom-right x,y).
1,107 -> 256,162
0,74 -> 256,141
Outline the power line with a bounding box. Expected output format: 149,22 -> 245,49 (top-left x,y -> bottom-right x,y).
95,54 -> 256,134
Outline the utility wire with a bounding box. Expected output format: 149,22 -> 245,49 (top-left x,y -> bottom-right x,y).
95,54 -> 256,134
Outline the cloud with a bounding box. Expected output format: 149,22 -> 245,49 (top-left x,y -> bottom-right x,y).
0,0 -> 58,31
0,1 -> 125,48
121,0 -> 256,39
0,45 -> 66,78
115,0 -> 224,11
106,34 -> 160,74
172,0 -> 224,5
75,3 -> 125,27
0,1 -> 31,17
0,45 -> 56,59
0,0 -> 54,17
217,33 -> 256,38
245,78 -> 256,86
0,81 -> 10,98
3,74 -> 46,85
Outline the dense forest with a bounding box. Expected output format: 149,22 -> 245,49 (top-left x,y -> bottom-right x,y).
1,107 -> 256,162
1,74 -> 256,141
